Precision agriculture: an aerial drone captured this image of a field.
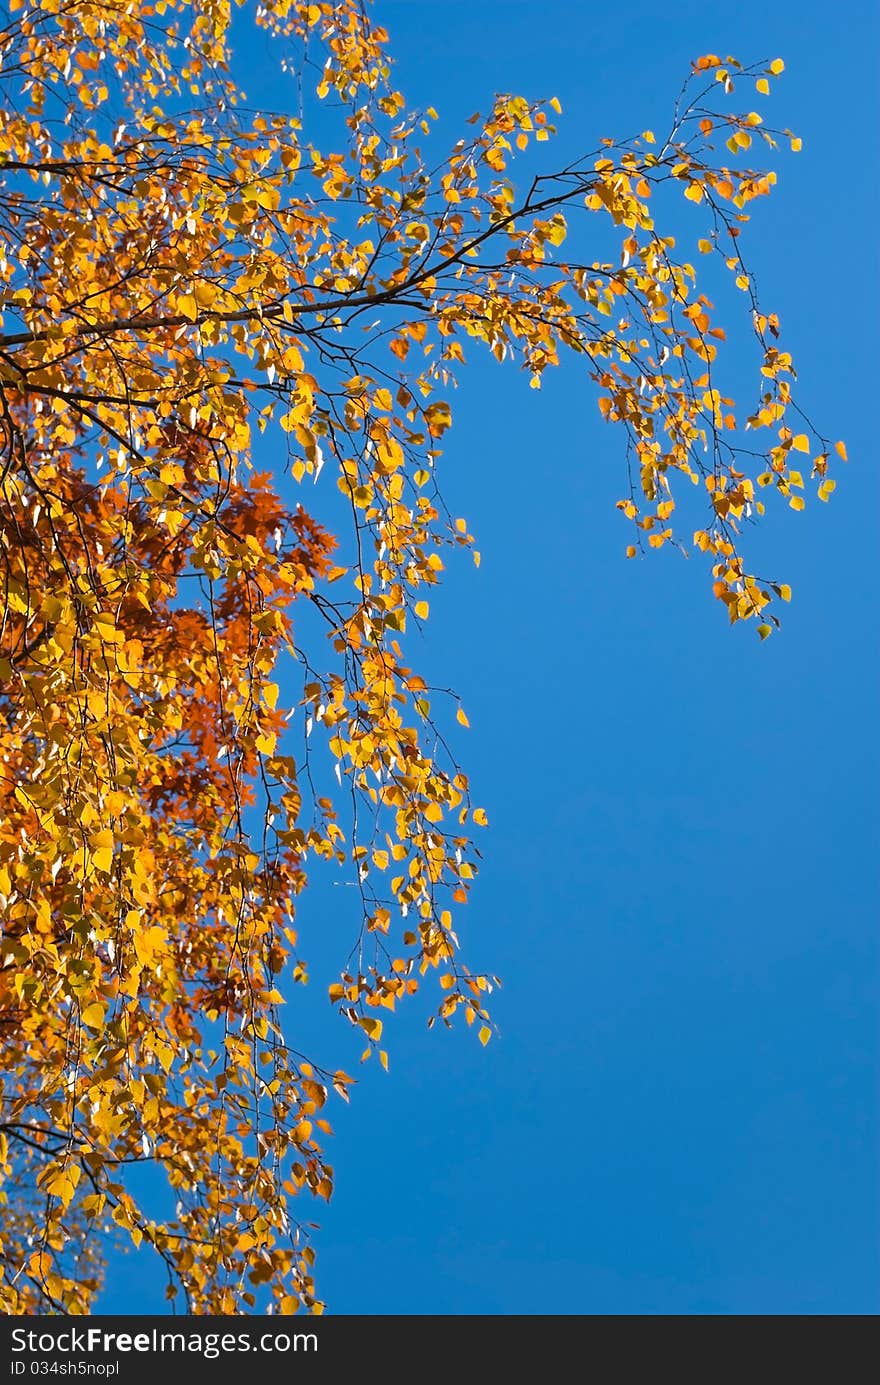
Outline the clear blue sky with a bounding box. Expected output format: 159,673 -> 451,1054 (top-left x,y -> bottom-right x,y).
103,0 -> 878,1314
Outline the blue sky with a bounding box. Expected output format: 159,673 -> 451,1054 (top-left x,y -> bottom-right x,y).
103,0 -> 878,1314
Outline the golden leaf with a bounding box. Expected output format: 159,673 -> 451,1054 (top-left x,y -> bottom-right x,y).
89,830 -> 114,875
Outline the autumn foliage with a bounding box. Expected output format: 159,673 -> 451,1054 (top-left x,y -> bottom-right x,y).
0,1 -> 841,1312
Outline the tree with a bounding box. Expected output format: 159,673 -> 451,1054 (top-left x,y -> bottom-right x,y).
0,0 -> 842,1313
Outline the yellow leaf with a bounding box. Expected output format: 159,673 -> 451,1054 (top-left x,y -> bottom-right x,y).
359,1015 -> 382,1042
779,584 -> 792,602
81,1002 -> 105,1031
90,829 -> 114,875
478,1026 -> 491,1046
472,807 -> 488,827
791,433 -> 809,452
755,78 -> 770,95
256,731 -> 277,755
456,707 -> 470,728
134,925 -> 167,969
376,436 -> 406,471
193,281 -> 217,307
241,183 -> 280,212
414,600 -> 429,619
757,624 -> 772,640
769,58 -> 785,75
93,613 -> 123,645
790,137 -> 803,152
177,294 -> 198,322
835,440 -> 848,461
263,682 -> 279,710
789,495 -> 805,511
684,183 -> 704,204
43,1164 -> 82,1208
